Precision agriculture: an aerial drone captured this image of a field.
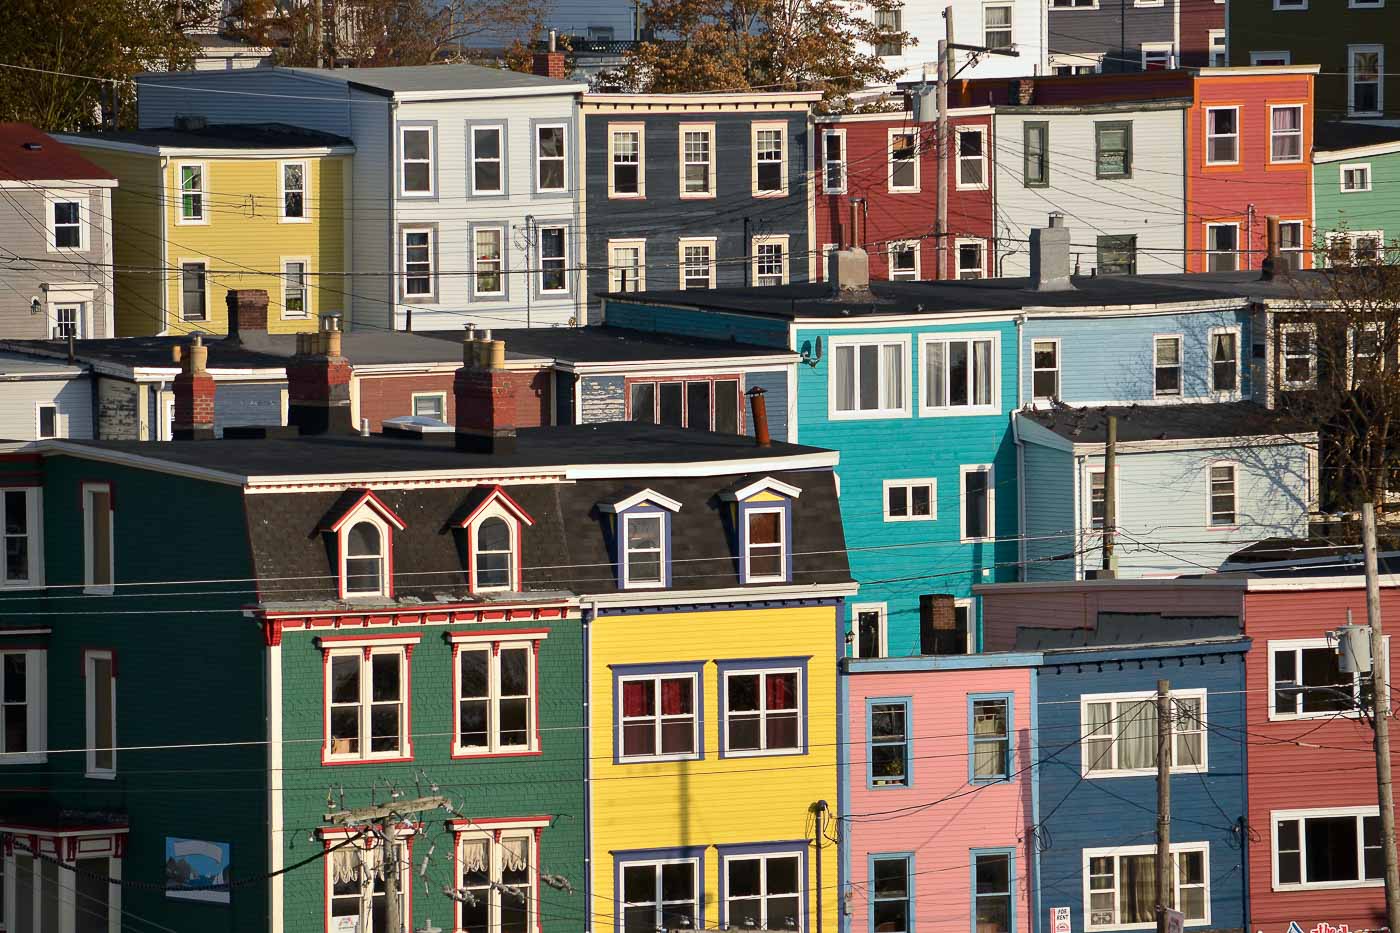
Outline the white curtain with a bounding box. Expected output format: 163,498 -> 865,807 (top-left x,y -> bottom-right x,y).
1118,701 -> 1157,770
502,837 -> 529,873
332,844 -> 379,885
973,339 -> 993,405
925,341 -> 945,408
835,346 -> 855,411
462,839 -> 489,873
882,344 -> 904,409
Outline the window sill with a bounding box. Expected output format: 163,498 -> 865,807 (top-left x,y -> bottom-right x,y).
609,193 -> 646,200
888,186 -> 921,195
322,752 -> 415,766
961,536 -> 996,545
399,191 -> 436,199
956,183 -> 991,192
175,218 -> 210,226
1085,765 -> 1207,779
1205,524 -> 1240,532
867,781 -> 910,790
829,409 -> 912,421
616,753 -> 704,765
0,582 -> 43,591
970,774 -> 1012,785
721,747 -> 805,759
1273,878 -> 1383,892
1,753 -> 47,765
745,575 -> 792,585
83,585 -> 115,596
920,404 -> 1001,418
85,770 -> 117,781
470,189 -> 506,197
622,582 -> 667,591
884,515 -> 936,523
1268,709 -> 1365,723
278,217 -> 313,224
680,191 -> 718,200
451,747 -> 542,760
824,187 -> 847,196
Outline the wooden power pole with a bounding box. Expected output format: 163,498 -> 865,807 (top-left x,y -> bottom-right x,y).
1102,414 -> 1117,575
1156,679 -> 1173,933
1363,503 -> 1400,933
935,6 -> 952,280
325,796 -> 451,933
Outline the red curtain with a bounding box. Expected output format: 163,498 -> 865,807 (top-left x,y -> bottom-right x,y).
766,673 -> 796,710
623,681 -> 651,717
661,678 -> 691,715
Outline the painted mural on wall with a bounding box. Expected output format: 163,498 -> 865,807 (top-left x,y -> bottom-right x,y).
165,837 -> 231,904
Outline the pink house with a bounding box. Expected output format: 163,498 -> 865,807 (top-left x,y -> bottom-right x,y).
842,654 -> 1037,933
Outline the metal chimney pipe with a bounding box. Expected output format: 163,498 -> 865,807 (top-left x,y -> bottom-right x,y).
747,386 -> 771,447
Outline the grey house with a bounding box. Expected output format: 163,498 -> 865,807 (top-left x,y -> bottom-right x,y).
581,93 -> 820,320
1047,0 -> 1225,73
0,124 -> 117,340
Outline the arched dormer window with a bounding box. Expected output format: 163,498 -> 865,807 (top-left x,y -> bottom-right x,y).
720,476 -> 802,585
454,486 -> 535,594
598,488 -> 683,590
318,489 -> 407,600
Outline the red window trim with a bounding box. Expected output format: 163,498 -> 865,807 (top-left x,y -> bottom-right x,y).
449,819 -> 547,933
449,632 -> 547,759
320,643 -> 415,767
320,824 -> 418,933
623,374 -> 746,431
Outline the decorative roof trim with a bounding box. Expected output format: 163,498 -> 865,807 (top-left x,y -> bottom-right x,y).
598,488 -> 684,514
721,476 -> 803,501
322,488 -> 408,533
455,485 -> 536,528
448,628 -> 551,645
314,632 -> 423,651
448,816 -> 552,831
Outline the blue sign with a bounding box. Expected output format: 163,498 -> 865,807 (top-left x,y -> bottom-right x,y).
165,837 -> 231,904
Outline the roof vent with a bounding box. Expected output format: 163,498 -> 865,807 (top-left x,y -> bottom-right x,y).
21,142 -> 41,151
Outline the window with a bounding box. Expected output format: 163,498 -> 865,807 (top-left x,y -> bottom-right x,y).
1050,0 -> 1096,6
330,835 -> 408,933
970,696 -> 1011,781
471,125 -> 504,195
1208,463 -> 1237,526
325,643 -> 411,761
411,392 -> 445,422
538,225 -> 567,293
1210,330 -> 1238,393
53,304 -> 81,339
754,124 -> 787,195
453,634 -> 542,754
681,125 -> 715,197
178,163 -> 205,221
1083,690 -> 1206,775
622,511 -> 667,588
1032,339 -> 1060,399
536,124 -> 567,192
52,200 -> 82,248
1141,44 -> 1174,70
619,858 -> 700,932
1097,234 -> 1137,275
922,334 -> 997,414
1251,51 -> 1292,65
889,130 -> 919,191
1271,105 -> 1304,162
1354,322 -> 1383,378
1328,230 -> 1384,265
679,238 -> 715,290
1342,163 -> 1372,192
853,604 -> 888,658
984,3 -> 1012,48
753,236 -> 788,286
281,161 -> 306,219
628,377 -> 740,432
1089,470 -> 1107,528
871,856 -> 911,933
1209,30 -> 1226,67
823,129 -> 846,193
889,242 -> 919,280
875,7 -> 903,56
1280,323 -> 1315,388
885,479 -> 935,521
1154,335 -> 1182,396
1086,844 -> 1210,929
457,830 -> 536,933
180,261 -> 207,322
399,125 -> 433,195
474,517 -> 514,590
831,337 -> 909,418
1206,223 -> 1239,272
37,403 -> 59,439
744,507 -> 787,582
0,649 -> 46,760
402,228 -> 433,298
723,852 -> 802,931
618,670 -> 700,761
609,239 -> 645,293
1206,107 -> 1239,164
869,699 -> 909,786
1280,221 -> 1305,271
961,465 -> 993,541
342,520 -> 387,596
721,663 -> 803,754
1350,45 -> 1383,116
610,125 -> 643,197
1274,0 -> 1306,7
1024,121 -> 1048,187
974,852 -> 1013,933
83,482 -> 113,592
282,260 -> 308,318
84,649 -> 115,778
1095,122 -> 1132,178
1274,808 -> 1383,889
1270,639 -> 1379,719
956,239 -> 986,279
473,227 -> 504,297
957,127 -> 987,189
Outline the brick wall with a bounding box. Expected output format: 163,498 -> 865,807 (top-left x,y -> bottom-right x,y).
355,370 -> 552,432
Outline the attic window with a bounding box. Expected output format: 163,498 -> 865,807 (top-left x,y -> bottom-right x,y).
600,489 -> 683,591
456,486 -> 535,595
722,477 -> 801,585
321,490 -> 407,601
475,518 -> 512,589
344,520 -> 387,597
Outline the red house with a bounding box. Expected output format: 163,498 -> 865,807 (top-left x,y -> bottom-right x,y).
812,108 -> 995,282
1179,0 -> 1228,68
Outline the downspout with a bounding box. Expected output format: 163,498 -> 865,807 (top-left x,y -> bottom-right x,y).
1014,315 -> 1026,575
158,157 -> 169,334
582,599 -> 596,933
1028,664 -> 1043,933
835,610 -> 851,933
388,99 -> 399,333
815,799 -> 828,933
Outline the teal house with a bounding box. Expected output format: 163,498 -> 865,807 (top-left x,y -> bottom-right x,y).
1314,122 -> 1400,262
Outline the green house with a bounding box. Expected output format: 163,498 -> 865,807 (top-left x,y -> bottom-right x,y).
1314,121 -> 1400,262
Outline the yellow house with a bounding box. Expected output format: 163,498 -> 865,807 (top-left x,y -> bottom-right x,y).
588,472 -> 853,933
56,123 -> 351,337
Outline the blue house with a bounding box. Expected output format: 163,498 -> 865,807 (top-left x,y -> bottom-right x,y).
1014,614 -> 1250,933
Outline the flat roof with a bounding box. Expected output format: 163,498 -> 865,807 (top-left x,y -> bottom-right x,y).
282,63 -> 585,96
0,352 -> 84,378
67,123 -> 353,152
1314,120 -> 1400,159
428,326 -> 794,365
1021,401 -> 1314,444
1015,613 -> 1243,652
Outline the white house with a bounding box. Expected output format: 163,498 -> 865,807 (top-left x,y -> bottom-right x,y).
854,0 -> 1048,84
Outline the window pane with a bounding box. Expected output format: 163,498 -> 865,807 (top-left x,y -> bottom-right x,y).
1306,816 -> 1360,882
713,380 -> 740,433
658,382 -> 684,427
630,383 -> 655,423
686,381 -> 712,430
964,470 -> 989,539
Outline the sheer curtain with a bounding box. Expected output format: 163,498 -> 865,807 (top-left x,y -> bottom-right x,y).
925,341 -> 946,408
882,344 -> 904,409
1118,701 -> 1157,770
973,340 -> 993,405
1120,854 -> 1157,924
835,346 -> 855,411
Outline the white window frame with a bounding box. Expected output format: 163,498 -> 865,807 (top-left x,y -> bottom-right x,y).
1083,842 -> 1211,930
1141,42 -> 1176,70
679,123 -> 716,199
1205,106 -> 1240,166
983,2 -> 1013,48
398,125 -> 434,197
1327,230 -> 1385,265
535,123 -> 568,193
1350,0 -> 1384,6
888,129 -> 920,193
401,227 -> 434,299
960,463 -> 995,543
84,648 -> 116,779
956,126 -> 988,190
340,513 -> 391,599
852,603 -> 889,659
1267,637 -> 1388,721
919,332 -> 1001,417
411,391 -> 447,422
1083,466 -> 1121,530
1251,51 -> 1292,65
743,505 -> 788,583
888,241 -> 920,280
609,238 -> 647,293
1349,44 -> 1384,117
617,671 -> 701,763
678,237 -> 717,290
470,124 -> 505,196
0,488 -> 42,587
828,335 -> 912,420
1205,223 -> 1240,272
721,852 -> 805,930
176,162 -> 208,224
0,648 -> 46,763
1031,338 -> 1061,401
1271,806 -> 1384,891
1080,688 -> 1209,778
955,238 -> 987,279
617,857 -> 702,931
178,259 -> 208,323
465,502 -> 521,593
51,302 -> 83,340
608,123 -> 645,199
823,128 -> 847,193
472,226 -> 506,299
537,224 -> 569,295
752,122 -> 789,197
1206,460 -> 1238,529
1272,0 -> 1306,7
281,257 -> 311,319
327,831 -> 410,932
323,643 -> 413,762
883,478 -> 937,522
450,631 -> 544,755
1279,220 -> 1307,270
1207,326 -> 1241,396
1280,322 -> 1317,389
1208,30 -> 1226,67
279,160 -> 309,222
82,481 -> 114,594
752,235 -> 789,286
453,827 -> 538,933
46,193 -> 87,252
1269,104 -> 1304,164
722,665 -> 803,756
620,511 -> 668,590
1341,162 -> 1373,192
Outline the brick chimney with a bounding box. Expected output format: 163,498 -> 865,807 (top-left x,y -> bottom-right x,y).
454,327 -> 517,454
287,313 -> 354,435
172,335 -> 216,440
225,288 -> 269,346
533,30 -> 567,80
1016,78 -> 1036,105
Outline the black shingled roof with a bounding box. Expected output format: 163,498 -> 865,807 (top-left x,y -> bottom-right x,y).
1315,120 -> 1400,155
1021,401 -> 1314,444
68,123 -> 353,151
427,326 -> 792,364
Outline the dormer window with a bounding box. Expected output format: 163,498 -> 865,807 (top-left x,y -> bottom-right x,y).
319,489 -> 407,601
722,476 -> 802,585
345,521 -> 385,595
600,489 -> 683,590
455,486 -> 535,594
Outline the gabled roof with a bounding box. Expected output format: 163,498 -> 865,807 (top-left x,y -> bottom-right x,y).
719,475 -> 803,501
0,124 -> 115,184
452,485 -> 536,528
318,488 -> 408,533
598,487 -> 684,513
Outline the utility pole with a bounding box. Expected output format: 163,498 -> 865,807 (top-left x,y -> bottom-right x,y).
935,6 -> 952,280
325,796 -> 451,933
1363,503 -> 1400,933
1155,679 -> 1173,933
1102,414 -> 1118,575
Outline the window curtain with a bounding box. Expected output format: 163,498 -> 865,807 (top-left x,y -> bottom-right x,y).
835,346 -> 855,410
1119,855 -> 1157,924
502,837 -> 529,873
623,681 -> 650,717
882,344 -> 903,409
461,839 -> 489,873
925,342 -> 946,408
766,673 -> 796,710
661,679 -> 690,715
973,340 -> 993,405
1118,701 -> 1157,769
332,843 -> 380,885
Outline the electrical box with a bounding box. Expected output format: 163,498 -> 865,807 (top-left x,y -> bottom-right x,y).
1335,624 -> 1373,674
